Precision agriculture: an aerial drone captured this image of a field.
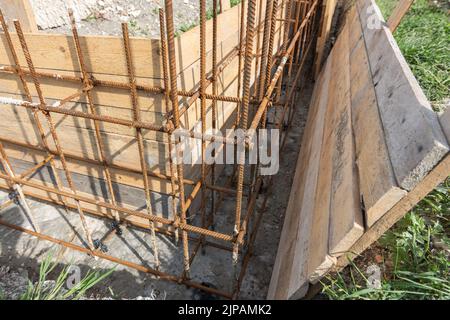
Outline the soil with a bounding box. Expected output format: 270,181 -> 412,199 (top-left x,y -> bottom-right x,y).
41,0 -> 215,38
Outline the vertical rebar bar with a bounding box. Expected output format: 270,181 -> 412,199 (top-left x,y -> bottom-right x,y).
253,1 -> 264,99
0,10 -> 68,210
263,0 -> 280,124
275,0 -> 293,102
159,8 -> 179,244
0,142 -> 40,232
13,20 -> 95,251
121,22 -> 160,270
164,0 -> 191,278
210,0 -> 219,228
68,9 -> 120,223
199,0 -> 208,246
233,0 -> 257,271
235,0 -> 246,127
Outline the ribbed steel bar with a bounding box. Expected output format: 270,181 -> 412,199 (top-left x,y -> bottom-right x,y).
199,0 -> 208,245
0,171 -> 234,242
0,178 -> 232,253
18,154 -> 54,180
68,9 -> 120,223
0,137 -> 196,187
253,1 -> 264,98
0,10 -> 68,209
275,0 -> 294,101
288,0 -> 302,78
0,219 -> 233,299
210,0 -> 219,232
249,0 -> 275,198
233,0 -> 257,280
159,8 -> 179,244
0,142 -> 40,232
2,96 -> 171,132
122,22 -> 160,270
13,20 -> 95,251
164,0 -> 191,279
249,0 -> 318,131
0,65 -> 241,105
235,0 -> 246,126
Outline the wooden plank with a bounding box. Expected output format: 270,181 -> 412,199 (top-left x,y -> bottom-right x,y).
439,108 -> 450,143
1,142 -> 174,194
336,153 -> 450,269
387,0 -> 414,32
356,0 -> 449,191
0,0 -> 37,33
268,53 -> 333,300
313,0 -> 337,78
307,28 -> 350,283
221,0 -> 232,12
327,20 -> 364,256
0,175 -> 165,228
348,6 -> 406,227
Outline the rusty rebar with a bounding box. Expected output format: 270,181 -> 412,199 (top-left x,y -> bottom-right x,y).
0,142 -> 40,232
13,20 -> 95,252
249,0 -> 318,131
0,219 -> 233,299
233,0 -> 257,279
210,0 -> 219,232
0,171 -> 234,242
235,0 -> 246,126
164,0 -> 190,279
159,8 -> 179,244
122,22 -> 160,270
68,9 -> 120,223
0,10 -> 68,209
199,0 -> 208,244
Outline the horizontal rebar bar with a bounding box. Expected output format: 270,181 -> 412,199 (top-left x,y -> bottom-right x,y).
0,171 -> 234,242
0,219 -> 233,299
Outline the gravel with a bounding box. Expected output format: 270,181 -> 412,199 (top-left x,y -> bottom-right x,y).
42,0 -> 215,38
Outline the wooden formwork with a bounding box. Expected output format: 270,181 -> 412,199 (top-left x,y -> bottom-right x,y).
1,0 -> 443,301
269,0 -> 449,299
0,0 -> 321,298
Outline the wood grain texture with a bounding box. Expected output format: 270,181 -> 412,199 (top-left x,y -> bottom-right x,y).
439,108 -> 450,143
306,32 -> 345,281
348,6 -> 406,227
387,0 -> 414,32
356,0 -> 449,191
314,0 -> 337,78
268,54 -> 333,300
327,21 -> 364,256
0,3 -> 279,196
336,153 -> 449,269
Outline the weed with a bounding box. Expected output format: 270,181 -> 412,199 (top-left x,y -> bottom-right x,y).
20,251 -> 115,300
378,0 -> 450,105
230,0 -> 241,7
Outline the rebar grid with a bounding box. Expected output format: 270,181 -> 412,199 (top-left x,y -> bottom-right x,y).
0,0 -> 319,299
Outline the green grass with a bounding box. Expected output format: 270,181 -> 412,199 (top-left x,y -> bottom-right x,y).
378,0 -> 450,105
19,251 -> 114,300
322,178 -> 450,300
230,0 -> 242,7
175,1 -> 232,36
322,0 -> 450,300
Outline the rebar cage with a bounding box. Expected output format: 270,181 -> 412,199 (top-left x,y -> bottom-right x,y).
0,0 -> 320,298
